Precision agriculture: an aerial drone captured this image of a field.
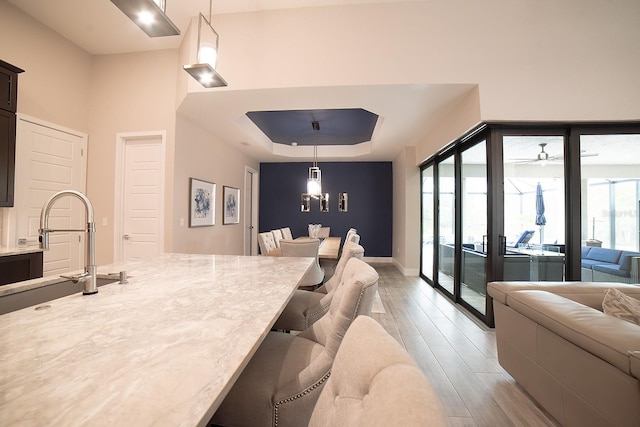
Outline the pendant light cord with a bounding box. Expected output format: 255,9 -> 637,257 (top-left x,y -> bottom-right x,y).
312,120 -> 320,168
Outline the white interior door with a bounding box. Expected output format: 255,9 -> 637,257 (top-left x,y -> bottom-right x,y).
115,132 -> 165,262
13,116 -> 87,276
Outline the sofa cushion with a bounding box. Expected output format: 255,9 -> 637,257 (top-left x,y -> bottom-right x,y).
602,288 -> 640,326
618,251 -> 640,272
581,259 -> 614,269
581,246 -> 592,258
585,247 -> 622,264
592,264 -> 630,278
488,281 -> 640,309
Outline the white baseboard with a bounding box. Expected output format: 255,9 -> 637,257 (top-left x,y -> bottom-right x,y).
392,258 -> 419,276
363,257 -> 419,277
363,256 -> 392,264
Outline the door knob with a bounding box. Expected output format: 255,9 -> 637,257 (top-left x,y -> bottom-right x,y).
123,234 -> 130,240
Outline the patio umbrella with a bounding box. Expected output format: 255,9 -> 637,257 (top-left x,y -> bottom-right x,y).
535,182 -> 546,246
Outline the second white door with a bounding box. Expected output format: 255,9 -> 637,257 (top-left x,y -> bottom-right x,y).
116,133 -> 165,262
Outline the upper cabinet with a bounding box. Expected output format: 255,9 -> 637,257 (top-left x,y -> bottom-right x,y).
0,60 -> 24,207
0,60 -> 23,113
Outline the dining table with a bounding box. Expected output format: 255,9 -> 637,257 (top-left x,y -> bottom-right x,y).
0,253 -> 314,426
267,236 -> 342,260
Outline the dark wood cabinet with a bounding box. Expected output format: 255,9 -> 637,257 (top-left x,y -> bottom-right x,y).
0,109 -> 16,207
0,251 -> 44,286
0,60 -> 24,207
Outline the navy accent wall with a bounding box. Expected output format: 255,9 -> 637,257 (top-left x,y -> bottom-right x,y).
259,162 -> 392,257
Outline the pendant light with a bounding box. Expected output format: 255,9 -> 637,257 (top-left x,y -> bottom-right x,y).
183,0 -> 228,88
307,121 -> 322,197
110,0 -> 180,37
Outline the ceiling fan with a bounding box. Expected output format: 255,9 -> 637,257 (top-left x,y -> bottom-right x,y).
509,143 -> 599,165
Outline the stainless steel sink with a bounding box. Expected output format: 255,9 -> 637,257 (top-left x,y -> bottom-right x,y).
0,276 -> 119,316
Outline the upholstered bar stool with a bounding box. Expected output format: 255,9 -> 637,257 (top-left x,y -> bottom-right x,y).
345,227 -> 357,244
210,258 -> 379,427
316,240 -> 363,295
309,316 -> 447,427
273,242 -> 365,331
280,238 -> 324,288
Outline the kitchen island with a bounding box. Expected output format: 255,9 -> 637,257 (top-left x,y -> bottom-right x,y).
0,253 -> 313,426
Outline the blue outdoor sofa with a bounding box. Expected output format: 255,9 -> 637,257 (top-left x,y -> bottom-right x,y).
581,246 -> 640,284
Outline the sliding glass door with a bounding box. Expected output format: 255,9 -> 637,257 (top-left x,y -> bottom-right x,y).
436,154 -> 455,295
460,141 -> 488,315
420,123 -> 640,327
502,134 -> 566,281
421,166 -> 434,283
580,132 -> 640,282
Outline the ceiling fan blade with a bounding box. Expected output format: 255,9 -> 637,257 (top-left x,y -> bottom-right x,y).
508,159 -> 537,164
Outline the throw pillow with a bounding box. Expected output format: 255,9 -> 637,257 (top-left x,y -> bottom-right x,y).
602,288 -> 640,326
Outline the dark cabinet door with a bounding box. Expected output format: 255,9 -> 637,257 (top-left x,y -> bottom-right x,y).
0,67 -> 17,112
0,109 -> 16,207
0,252 -> 44,286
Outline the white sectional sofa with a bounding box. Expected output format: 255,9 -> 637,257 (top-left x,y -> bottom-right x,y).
488,281 -> 640,427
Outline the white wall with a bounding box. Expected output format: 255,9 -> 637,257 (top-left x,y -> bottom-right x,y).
206,0 -> 639,125
172,115 -> 259,255
392,146 -> 420,275
87,50 -> 179,264
0,1 -> 91,132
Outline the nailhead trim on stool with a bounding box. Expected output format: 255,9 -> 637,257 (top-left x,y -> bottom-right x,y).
273,371 -> 331,426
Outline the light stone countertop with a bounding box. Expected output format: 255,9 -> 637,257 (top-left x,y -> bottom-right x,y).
0,253 -> 313,427
0,246 -> 43,257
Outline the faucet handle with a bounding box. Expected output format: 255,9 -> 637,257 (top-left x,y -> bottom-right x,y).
60,272 -> 91,283
39,231 -> 50,250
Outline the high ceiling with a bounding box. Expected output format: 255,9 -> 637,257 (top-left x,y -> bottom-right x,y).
8,0 -> 474,162
9,0 -> 430,55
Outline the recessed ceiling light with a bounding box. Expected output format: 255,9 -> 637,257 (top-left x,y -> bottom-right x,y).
291,142 -> 298,146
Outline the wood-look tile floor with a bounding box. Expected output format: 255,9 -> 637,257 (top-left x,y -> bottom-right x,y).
368,263 -> 560,427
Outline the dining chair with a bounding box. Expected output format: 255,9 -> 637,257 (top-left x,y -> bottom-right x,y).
273,242 -> 365,331
281,227 -> 293,240
271,229 -> 284,248
317,226 -> 331,238
210,258 -> 379,427
280,238 -> 324,288
258,232 -> 277,255
308,316 -> 447,427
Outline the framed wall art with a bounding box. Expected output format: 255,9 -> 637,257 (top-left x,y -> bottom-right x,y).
189,178 -> 216,227
223,186 -> 240,224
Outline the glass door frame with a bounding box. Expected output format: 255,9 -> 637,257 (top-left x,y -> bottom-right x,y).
420,121 -> 640,327
421,127 -> 495,325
